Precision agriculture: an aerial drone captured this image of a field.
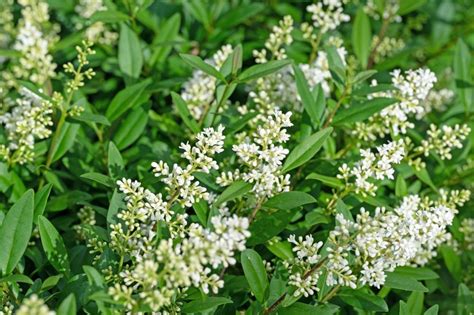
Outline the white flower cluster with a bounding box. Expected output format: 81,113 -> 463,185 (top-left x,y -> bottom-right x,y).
421,88 -> 454,116
217,109 -> 292,200
0,88 -> 53,164
9,0 -> 58,86
417,124 -> 471,160
108,126 -> 251,312
110,214 -> 250,312
250,41 -> 346,115
153,125 -> 225,207
74,0 -> 118,45
336,195 -> 457,287
371,36 -> 405,64
287,193 -> 465,294
253,15 -> 294,63
307,0 -> 350,33
364,0 -> 401,22
354,68 -> 437,140
338,140 -> 406,196
16,294 -> 55,315
460,218 -> 474,250
301,47 -> 347,96
286,235 -> 324,297
181,45 -> 233,120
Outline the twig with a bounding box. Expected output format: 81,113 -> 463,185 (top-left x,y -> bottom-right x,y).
367,16 -> 391,69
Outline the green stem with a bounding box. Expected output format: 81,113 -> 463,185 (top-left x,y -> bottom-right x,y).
209,83 -> 232,127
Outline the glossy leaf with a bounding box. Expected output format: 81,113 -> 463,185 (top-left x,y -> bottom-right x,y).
0,190 -> 34,275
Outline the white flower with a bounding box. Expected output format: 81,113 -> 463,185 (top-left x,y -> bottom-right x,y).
153,125 -> 225,207
181,45 -> 233,120
307,0 -> 350,33
338,139 -> 406,196
0,88 -> 53,164
16,294 -> 55,315
220,109 -> 292,200
353,68 -> 437,140
418,124 -> 470,160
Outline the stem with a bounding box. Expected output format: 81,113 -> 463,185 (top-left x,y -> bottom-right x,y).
323,87 -> 348,129
249,200 -> 263,223
308,35 -> 322,64
263,293 -> 287,315
210,83 -> 231,127
320,285 -> 341,303
367,16 -> 391,69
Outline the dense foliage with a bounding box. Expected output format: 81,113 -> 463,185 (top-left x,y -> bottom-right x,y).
0,0 -> 473,314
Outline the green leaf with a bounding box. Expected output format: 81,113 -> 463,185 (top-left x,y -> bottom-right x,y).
180,53 -> 226,82
454,39 -> 473,112
41,274 -> 63,291
407,291 -> 424,315
107,142 -> 124,180
193,200 -> 208,227
333,98 -> 398,124
440,245 -> 461,281
216,3 -> 265,28
293,64 -> 319,125
38,216 -> 70,275
282,127 -> 332,172
214,180 -> 253,207
248,192 -> 316,245
353,70 -> 377,84
458,284 -> 474,315
266,241 -> 293,260
306,173 -> 344,189
91,10 -> 130,23
326,46 -> 346,82
34,184 -> 52,224
312,84 -> 326,124
0,274 -> 33,285
280,303 -> 339,315
393,267 -> 438,280
231,44 -> 243,75
171,92 -> 200,133
264,191 -> 317,210
395,175 -> 407,197
119,23 -> 143,79
51,123 -> 80,163
185,1 -> 211,29
226,111 -> 258,135
57,293 -> 76,315
181,297 -> 232,313
424,305 -> 439,315
399,301 -> 410,315
238,59 -> 291,83
71,112 -> 110,126
151,13 -> 181,65
107,189 -> 124,226
398,0 -> 427,15
113,105 -> 149,150
83,265 -> 106,288
0,190 -> 34,275
339,289 -> 388,312
105,79 -> 151,121
413,167 -> 437,191
352,8 -> 371,68
241,249 -> 268,303
385,272 -> 428,292
80,172 -> 114,188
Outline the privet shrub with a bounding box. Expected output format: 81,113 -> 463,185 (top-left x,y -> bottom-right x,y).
0,0 -> 473,314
